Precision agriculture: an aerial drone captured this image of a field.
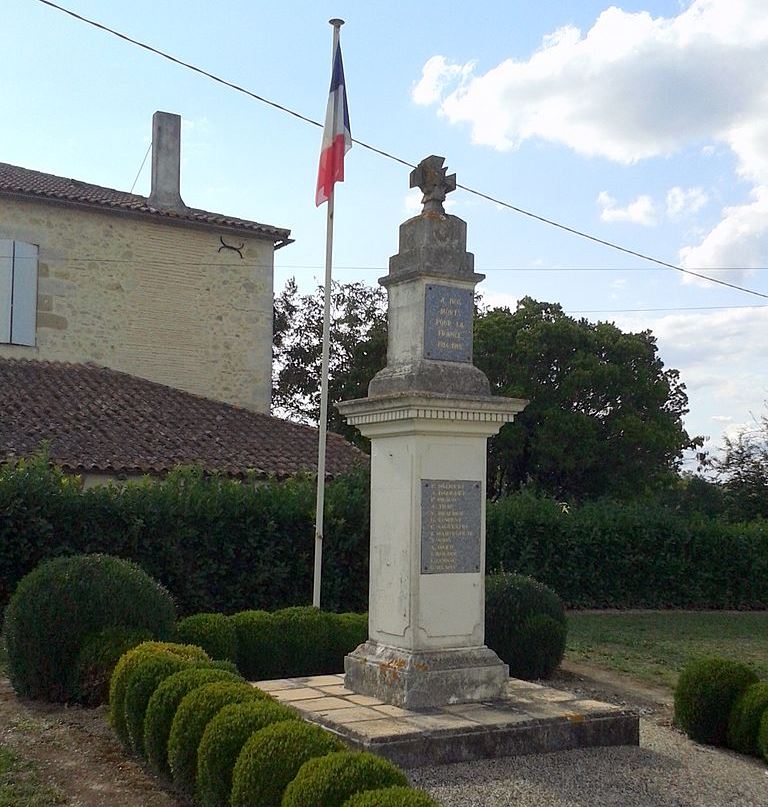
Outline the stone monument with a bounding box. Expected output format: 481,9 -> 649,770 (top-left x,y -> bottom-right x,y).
338,156 -> 528,709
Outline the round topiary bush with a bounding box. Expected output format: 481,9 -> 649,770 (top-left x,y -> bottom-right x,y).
726,681 -> 768,755
325,613 -> 367,673
144,666 -> 242,776
196,699 -> 300,807
271,606 -> 333,677
674,657 -> 758,745
282,751 -> 409,807
229,610 -> 281,680
757,707 -> 768,761
68,626 -> 153,707
109,641 -> 209,747
2,554 -> 176,702
176,613 -> 238,665
342,786 -> 440,807
168,680 -> 266,793
485,573 -> 567,679
124,653 -> 199,757
230,720 -> 345,807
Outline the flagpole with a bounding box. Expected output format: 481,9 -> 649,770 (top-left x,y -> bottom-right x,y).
313,18 -> 344,609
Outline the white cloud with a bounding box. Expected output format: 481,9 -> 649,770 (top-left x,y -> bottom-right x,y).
679,185 -> 768,281
611,306 -> 768,443
597,191 -> 657,225
412,0 -> 768,179
411,56 -> 474,107
666,186 -> 708,217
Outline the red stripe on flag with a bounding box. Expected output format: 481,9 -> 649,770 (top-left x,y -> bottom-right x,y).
316,133 -> 347,206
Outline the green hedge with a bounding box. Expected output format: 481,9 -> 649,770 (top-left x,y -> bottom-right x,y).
3,457 -> 768,613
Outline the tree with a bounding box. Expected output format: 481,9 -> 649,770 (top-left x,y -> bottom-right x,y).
474,297 -> 700,499
272,279 -> 386,448
709,408 -> 768,520
273,283 -> 698,500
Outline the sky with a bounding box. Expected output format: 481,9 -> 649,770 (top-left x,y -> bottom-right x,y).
2,0 -> 767,462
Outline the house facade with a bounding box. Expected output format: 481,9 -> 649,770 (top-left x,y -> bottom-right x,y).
0,112 -> 291,414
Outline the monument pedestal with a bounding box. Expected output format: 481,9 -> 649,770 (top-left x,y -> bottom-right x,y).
338,392 -> 525,709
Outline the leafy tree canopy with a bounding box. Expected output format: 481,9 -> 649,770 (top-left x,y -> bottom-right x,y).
273,283 -> 699,500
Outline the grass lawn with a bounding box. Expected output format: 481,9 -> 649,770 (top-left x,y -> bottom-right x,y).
566,611 -> 768,690
0,745 -> 64,806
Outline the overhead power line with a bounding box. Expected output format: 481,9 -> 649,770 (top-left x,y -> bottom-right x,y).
34,0 -> 768,301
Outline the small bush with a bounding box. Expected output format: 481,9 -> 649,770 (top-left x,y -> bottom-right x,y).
144,666 -> 242,776
176,613 -> 238,665
68,626 -> 152,707
485,573 -> 566,679
168,680 -> 266,793
230,610 -> 280,679
109,641 -> 208,747
196,699 -> 299,807
726,681 -> 768,755
283,751 -> 408,807
674,657 -> 759,745
124,653 -> 198,757
230,720 -> 345,807
325,613 -> 367,672
342,787 -> 440,807
268,607 -> 332,678
758,708 -> 768,761
2,554 -> 176,702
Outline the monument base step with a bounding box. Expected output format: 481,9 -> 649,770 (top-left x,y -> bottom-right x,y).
252,673 -> 639,769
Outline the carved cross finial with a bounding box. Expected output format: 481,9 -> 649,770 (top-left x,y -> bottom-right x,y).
409,155 -> 456,214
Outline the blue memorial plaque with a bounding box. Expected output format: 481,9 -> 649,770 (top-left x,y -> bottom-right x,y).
424,284 -> 473,363
421,479 -> 482,574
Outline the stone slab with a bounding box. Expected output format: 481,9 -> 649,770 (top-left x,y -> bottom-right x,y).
253,674 -> 639,769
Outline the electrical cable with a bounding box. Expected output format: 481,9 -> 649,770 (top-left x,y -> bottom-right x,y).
28,0 -> 768,301
129,141 -> 152,194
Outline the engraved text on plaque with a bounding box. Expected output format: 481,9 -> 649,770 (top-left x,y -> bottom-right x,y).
424,284 -> 473,363
421,479 -> 481,574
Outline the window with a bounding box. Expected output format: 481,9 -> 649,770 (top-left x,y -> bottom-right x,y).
0,239 -> 38,346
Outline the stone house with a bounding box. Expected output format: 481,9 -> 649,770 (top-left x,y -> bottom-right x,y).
0,111 -> 291,414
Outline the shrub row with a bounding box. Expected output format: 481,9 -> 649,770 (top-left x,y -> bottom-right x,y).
674,656 -> 768,762
109,641 -> 436,806
4,458 -> 768,614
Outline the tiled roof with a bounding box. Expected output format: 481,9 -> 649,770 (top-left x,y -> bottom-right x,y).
0,162 -> 291,244
0,358 -> 364,479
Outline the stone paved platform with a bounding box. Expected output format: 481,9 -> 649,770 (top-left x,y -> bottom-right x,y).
253,673 -> 639,768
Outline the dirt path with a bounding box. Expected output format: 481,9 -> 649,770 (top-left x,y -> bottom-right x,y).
0,678 -> 187,807
0,663 -> 675,807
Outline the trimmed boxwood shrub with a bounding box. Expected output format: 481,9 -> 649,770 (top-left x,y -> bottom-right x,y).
282,751 -> 408,807
2,554 -> 176,702
68,626 -> 153,707
124,653 -> 198,757
230,610 -> 279,679
758,708 -> 768,761
726,681 -> 768,755
485,573 -> 566,679
109,641 -> 208,747
326,613 -> 367,672
196,699 -> 300,807
168,680 -> 266,793
342,787 -> 440,807
230,720 -> 345,807
270,607 -> 333,678
176,613 -> 238,665
674,657 -> 759,745
144,666 -> 242,775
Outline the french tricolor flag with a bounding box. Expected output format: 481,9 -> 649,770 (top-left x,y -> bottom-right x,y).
315,39 -> 351,206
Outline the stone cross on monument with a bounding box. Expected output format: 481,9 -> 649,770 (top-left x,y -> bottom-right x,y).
338,156 -> 528,709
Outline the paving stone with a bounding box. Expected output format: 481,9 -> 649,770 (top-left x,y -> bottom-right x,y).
296,696 -> 351,712
268,686 -> 324,702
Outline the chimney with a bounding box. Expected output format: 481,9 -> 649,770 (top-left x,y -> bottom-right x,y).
147,111 -> 187,212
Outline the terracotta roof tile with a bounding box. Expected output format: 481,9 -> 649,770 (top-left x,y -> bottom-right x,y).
0,162 -> 291,244
0,358 -> 365,479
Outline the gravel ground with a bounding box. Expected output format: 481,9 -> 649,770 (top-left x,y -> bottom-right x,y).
411,669 -> 768,807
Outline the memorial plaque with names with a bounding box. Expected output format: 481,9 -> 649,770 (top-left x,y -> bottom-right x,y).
424,284 -> 473,363
421,479 -> 481,574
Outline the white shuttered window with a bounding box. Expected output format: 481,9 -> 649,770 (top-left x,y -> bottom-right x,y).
0,239 -> 38,346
